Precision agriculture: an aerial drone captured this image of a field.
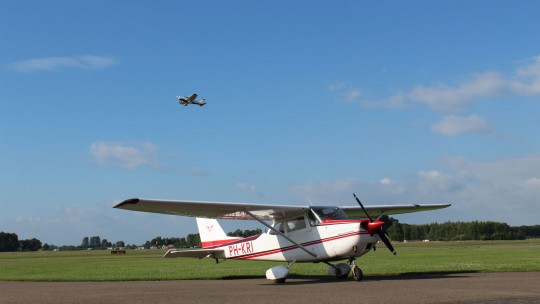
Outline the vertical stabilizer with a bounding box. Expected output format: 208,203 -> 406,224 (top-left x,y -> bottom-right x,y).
196,218 -> 243,248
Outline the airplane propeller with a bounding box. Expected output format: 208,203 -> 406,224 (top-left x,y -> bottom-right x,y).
353,193 -> 396,255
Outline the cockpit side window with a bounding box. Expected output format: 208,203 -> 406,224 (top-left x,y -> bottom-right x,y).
268,217 -> 308,234
287,216 -> 307,232
310,206 -> 349,221
268,221 -> 286,235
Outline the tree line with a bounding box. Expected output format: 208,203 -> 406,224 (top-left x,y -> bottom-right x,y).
2,222 -> 538,252
80,236 -> 126,249
140,229 -> 262,249
143,234 -> 201,249
382,216 -> 540,241
0,232 -> 42,252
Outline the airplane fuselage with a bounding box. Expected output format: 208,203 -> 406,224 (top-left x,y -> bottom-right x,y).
208,220 -> 379,262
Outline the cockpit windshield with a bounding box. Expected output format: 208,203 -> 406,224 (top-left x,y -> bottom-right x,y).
310,206 -> 349,221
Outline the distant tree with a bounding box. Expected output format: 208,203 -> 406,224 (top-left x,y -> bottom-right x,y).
384,217 -> 404,241
385,220 -> 532,241
81,237 -> 89,248
42,243 -> 50,251
514,225 -> 540,238
115,241 -> 125,248
0,232 -> 20,252
101,239 -> 112,248
20,238 -> 42,251
151,236 -> 164,247
59,245 -> 79,251
186,233 -> 200,247
176,237 -> 188,248
227,228 -> 263,237
89,236 -> 101,248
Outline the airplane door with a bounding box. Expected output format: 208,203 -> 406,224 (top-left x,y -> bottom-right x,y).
286,216 -> 318,258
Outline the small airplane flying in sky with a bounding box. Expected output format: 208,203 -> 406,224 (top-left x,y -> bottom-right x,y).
177,93 -> 206,107
114,194 -> 450,283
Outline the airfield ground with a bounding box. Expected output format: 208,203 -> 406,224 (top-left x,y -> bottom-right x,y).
1,240 -> 539,303
1,239 -> 538,281
1,272 -> 540,304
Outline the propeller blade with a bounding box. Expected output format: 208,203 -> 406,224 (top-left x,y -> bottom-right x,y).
377,230 -> 396,256
353,193 -> 373,222
353,194 -> 396,255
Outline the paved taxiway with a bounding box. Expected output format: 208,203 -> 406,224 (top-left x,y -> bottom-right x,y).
1,272 -> 539,304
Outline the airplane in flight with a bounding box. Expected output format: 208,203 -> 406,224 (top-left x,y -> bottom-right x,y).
177,94 -> 206,107
114,194 -> 450,283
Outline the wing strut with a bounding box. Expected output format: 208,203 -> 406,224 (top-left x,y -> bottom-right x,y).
244,211 -> 317,258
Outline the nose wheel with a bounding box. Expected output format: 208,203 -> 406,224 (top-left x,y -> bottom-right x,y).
351,265 -> 363,281
349,258 -> 364,281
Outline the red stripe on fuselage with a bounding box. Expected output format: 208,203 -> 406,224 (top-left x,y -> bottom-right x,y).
201,234 -> 260,249
320,219 -> 369,225
231,231 -> 368,260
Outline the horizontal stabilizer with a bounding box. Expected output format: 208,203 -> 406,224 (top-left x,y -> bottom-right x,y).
163,248 -> 224,259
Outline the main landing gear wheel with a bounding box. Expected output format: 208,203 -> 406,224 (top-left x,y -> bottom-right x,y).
327,262 -> 351,280
352,265 -> 363,281
274,278 -> 287,284
336,270 -> 349,280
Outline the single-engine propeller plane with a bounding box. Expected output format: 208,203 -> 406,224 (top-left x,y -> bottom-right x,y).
177,93 -> 206,107
114,194 -> 450,283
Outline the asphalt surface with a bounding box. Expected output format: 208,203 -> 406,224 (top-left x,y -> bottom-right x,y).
1,272 -> 539,304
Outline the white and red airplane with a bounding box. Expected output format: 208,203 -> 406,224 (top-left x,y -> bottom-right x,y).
114,194 -> 450,283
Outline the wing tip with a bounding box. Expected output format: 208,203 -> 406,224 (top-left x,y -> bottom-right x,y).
114,198 -> 140,208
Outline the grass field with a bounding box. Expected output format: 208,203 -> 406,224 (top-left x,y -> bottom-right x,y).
1,240 -> 539,281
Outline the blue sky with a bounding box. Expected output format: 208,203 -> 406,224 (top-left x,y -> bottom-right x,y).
2,1 -> 540,245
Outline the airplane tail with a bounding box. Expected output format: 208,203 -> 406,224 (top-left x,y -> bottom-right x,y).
196,218 -> 243,248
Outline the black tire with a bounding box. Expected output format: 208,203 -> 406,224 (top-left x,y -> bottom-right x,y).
352,266 -> 363,281
274,278 -> 286,284
335,267 -> 349,280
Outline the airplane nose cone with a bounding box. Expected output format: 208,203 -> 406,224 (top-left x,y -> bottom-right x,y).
366,220 -> 384,235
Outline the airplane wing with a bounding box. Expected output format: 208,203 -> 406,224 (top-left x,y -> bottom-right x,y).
341,204 -> 451,219
188,94 -> 197,102
163,248 -> 224,259
114,198 -> 308,221
114,198 -> 449,221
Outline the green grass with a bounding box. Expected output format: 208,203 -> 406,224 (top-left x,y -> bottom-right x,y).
1,240 -> 539,281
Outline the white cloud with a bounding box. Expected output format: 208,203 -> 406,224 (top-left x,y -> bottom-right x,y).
236,182 -> 265,197
183,166 -> 208,177
290,178 -> 360,196
10,203 -> 195,246
384,55 -> 540,112
90,141 -> 158,169
380,178 -> 393,185
328,82 -> 365,104
523,177 -> 540,187
409,71 -> 506,112
331,55 -> 540,136
431,114 -> 489,136
289,178 -> 397,204
512,55 -> 540,95
327,81 -> 349,91
417,170 -> 464,194
288,154 -> 540,225
12,55 -> 116,72
329,82 -> 408,109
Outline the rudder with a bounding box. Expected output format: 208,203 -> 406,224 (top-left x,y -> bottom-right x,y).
196,218 -> 242,248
